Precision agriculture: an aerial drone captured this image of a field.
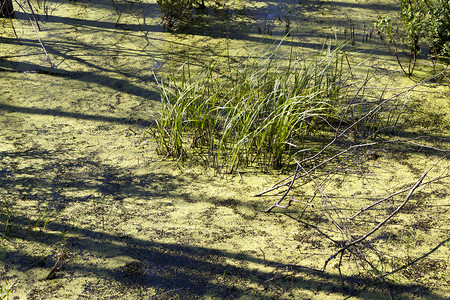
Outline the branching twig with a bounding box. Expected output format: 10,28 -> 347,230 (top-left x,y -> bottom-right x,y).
381,236 -> 450,278
265,164 -> 299,212
256,69 -> 449,201
350,173 -> 450,220
322,165 -> 432,272
255,141 -> 378,198
14,0 -> 53,68
297,162 -> 350,240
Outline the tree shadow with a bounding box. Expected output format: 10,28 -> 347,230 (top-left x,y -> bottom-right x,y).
0,101 -> 155,127
0,148 -> 176,207
6,0 -> 402,72
0,44 -> 160,102
3,213 -> 446,299
0,146 -> 447,299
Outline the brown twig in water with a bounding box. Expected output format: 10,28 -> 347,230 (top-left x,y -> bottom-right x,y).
350,173 -> 450,220
322,164 -> 434,272
265,164 -> 299,212
46,250 -> 67,280
14,0 -> 53,68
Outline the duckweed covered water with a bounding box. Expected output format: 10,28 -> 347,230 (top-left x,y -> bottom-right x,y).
0,0 -> 449,299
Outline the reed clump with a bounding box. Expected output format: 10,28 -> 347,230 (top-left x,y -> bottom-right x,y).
149,44 -> 350,172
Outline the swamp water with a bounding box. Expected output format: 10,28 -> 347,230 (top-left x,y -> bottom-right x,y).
0,0 -> 449,299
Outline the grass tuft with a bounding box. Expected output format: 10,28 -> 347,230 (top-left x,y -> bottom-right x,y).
148,42 -> 351,172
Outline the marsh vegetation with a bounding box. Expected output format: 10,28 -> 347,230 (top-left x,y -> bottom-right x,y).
0,0 -> 449,299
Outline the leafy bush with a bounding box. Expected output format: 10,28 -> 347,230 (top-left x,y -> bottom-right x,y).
375,0 -> 450,75
425,0 -> 450,57
157,0 -> 197,31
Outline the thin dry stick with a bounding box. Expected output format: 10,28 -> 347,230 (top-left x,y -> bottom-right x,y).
333,70 -> 376,140
298,163 -> 350,240
298,157 -> 347,219
350,173 -> 450,220
348,247 -> 394,300
46,249 -> 67,280
382,236 -> 450,278
322,166 -> 432,272
26,0 -> 41,31
288,213 -> 341,246
256,70 -> 449,198
14,0 -> 53,68
256,141 -> 378,198
8,13 -> 20,43
405,140 -> 450,153
257,136 -> 448,200
298,193 -> 317,220
264,164 -> 299,212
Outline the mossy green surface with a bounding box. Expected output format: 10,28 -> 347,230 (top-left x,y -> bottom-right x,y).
0,0 -> 448,299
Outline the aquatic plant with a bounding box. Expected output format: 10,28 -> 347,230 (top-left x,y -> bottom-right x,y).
156,0 -> 224,31
148,42 -> 349,172
0,279 -> 12,300
0,200 -> 13,245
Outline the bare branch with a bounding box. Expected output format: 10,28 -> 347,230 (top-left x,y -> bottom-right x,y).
350,173 -> 450,220
382,236 -> 450,278
322,164 -> 437,272
265,164 -> 300,212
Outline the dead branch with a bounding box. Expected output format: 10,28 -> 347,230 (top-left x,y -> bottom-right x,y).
46,250 -> 67,280
256,69 -> 449,201
381,236 -> 450,278
26,0 -> 41,31
14,0 -> 53,68
322,165 -> 433,272
298,162 -> 350,240
256,141 -> 378,198
350,173 -> 450,220
264,164 -> 299,212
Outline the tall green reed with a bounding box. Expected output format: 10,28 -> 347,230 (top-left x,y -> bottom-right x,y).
148,43 -> 349,172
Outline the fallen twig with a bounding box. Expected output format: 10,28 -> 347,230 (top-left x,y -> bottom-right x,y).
350,173 -> 450,220
382,236 -> 450,279
14,0 -> 53,68
265,164 -> 299,212
46,250 -> 67,280
322,165 -> 433,272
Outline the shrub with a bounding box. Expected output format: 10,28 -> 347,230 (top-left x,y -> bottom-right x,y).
425,0 -> 450,57
157,0 -> 197,31
375,0 -> 450,75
